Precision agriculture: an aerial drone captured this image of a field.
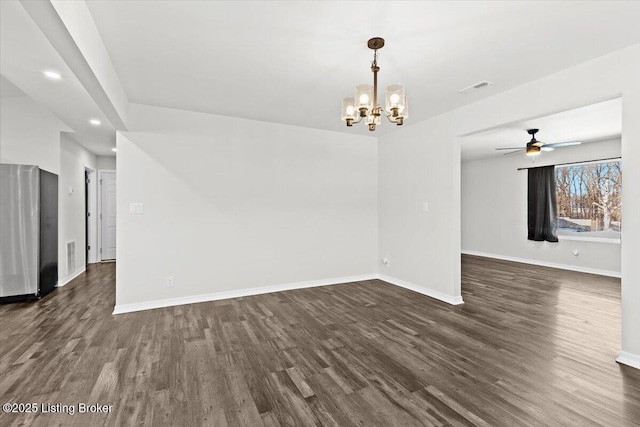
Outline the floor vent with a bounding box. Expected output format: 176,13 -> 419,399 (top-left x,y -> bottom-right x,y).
67,241 -> 76,274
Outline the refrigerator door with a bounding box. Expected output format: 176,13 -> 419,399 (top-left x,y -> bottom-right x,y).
39,169 -> 58,295
0,164 -> 40,297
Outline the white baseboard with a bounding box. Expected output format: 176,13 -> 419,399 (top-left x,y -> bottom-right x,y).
57,266 -> 86,287
112,272 -> 466,315
461,250 -> 621,278
378,274 -> 464,305
616,351 -> 640,370
112,274 -> 378,314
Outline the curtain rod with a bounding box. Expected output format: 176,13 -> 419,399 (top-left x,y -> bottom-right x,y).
517,156 -> 621,171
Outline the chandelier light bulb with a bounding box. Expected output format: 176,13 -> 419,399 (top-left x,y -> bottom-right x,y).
385,83 -> 406,119
341,97 -> 357,125
365,115 -> 381,125
354,84 -> 374,112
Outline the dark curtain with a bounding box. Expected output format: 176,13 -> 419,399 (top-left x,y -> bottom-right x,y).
527,166 -> 558,242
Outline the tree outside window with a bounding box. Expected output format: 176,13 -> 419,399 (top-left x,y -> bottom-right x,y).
556,161 -> 621,240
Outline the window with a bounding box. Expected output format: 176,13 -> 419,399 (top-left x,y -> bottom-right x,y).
555,160 -> 621,241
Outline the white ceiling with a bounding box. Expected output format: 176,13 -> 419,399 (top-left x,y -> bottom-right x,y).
461,97 -> 622,162
1,1 -> 639,157
0,1 -> 116,156
85,1 -> 640,136
0,75 -> 26,98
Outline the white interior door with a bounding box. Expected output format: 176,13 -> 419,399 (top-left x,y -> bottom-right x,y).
100,171 -> 117,260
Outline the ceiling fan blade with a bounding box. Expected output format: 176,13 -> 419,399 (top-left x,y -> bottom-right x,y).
541,146 -> 555,152
503,149 -> 525,155
495,147 -> 525,150
532,141 -> 544,147
544,141 -> 582,148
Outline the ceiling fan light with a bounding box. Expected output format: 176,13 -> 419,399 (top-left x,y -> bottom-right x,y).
526,145 -> 541,156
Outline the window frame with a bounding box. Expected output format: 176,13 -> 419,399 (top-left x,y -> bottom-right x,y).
555,158 -> 622,244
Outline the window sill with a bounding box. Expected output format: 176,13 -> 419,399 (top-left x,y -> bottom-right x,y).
558,235 -> 621,244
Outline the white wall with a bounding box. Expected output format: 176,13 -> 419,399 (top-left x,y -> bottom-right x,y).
462,137 -> 621,276
115,103 -> 378,310
96,155 -> 116,170
620,56 -> 640,367
0,96 -> 70,174
378,113 -> 462,303
58,134 -> 96,284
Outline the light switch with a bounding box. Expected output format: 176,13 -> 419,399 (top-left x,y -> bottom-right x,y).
422,202 -> 429,212
129,203 -> 144,214
68,187 -> 74,195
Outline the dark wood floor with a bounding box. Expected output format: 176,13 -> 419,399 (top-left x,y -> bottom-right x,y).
1,256 -> 639,426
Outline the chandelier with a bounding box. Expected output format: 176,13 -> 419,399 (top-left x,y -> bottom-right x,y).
341,37 -> 408,131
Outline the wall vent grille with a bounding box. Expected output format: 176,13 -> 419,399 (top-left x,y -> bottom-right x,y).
67,241 -> 76,274
458,80 -> 493,95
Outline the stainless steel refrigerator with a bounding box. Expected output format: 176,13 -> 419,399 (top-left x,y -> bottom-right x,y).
0,164 -> 58,300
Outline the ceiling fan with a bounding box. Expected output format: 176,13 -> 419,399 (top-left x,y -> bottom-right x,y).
495,129 -> 582,156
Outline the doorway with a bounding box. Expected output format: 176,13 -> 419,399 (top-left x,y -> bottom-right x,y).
99,170 -> 117,261
459,97 -> 622,275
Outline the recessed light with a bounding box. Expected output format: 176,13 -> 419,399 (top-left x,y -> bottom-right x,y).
43,70 -> 62,80
111,148 -> 117,152
90,119 -> 101,126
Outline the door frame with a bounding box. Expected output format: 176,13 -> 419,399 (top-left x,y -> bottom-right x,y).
84,166 -> 97,264
98,169 -> 116,262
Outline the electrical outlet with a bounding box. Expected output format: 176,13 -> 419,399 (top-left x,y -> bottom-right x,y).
382,257 -> 390,266
166,276 -> 175,288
